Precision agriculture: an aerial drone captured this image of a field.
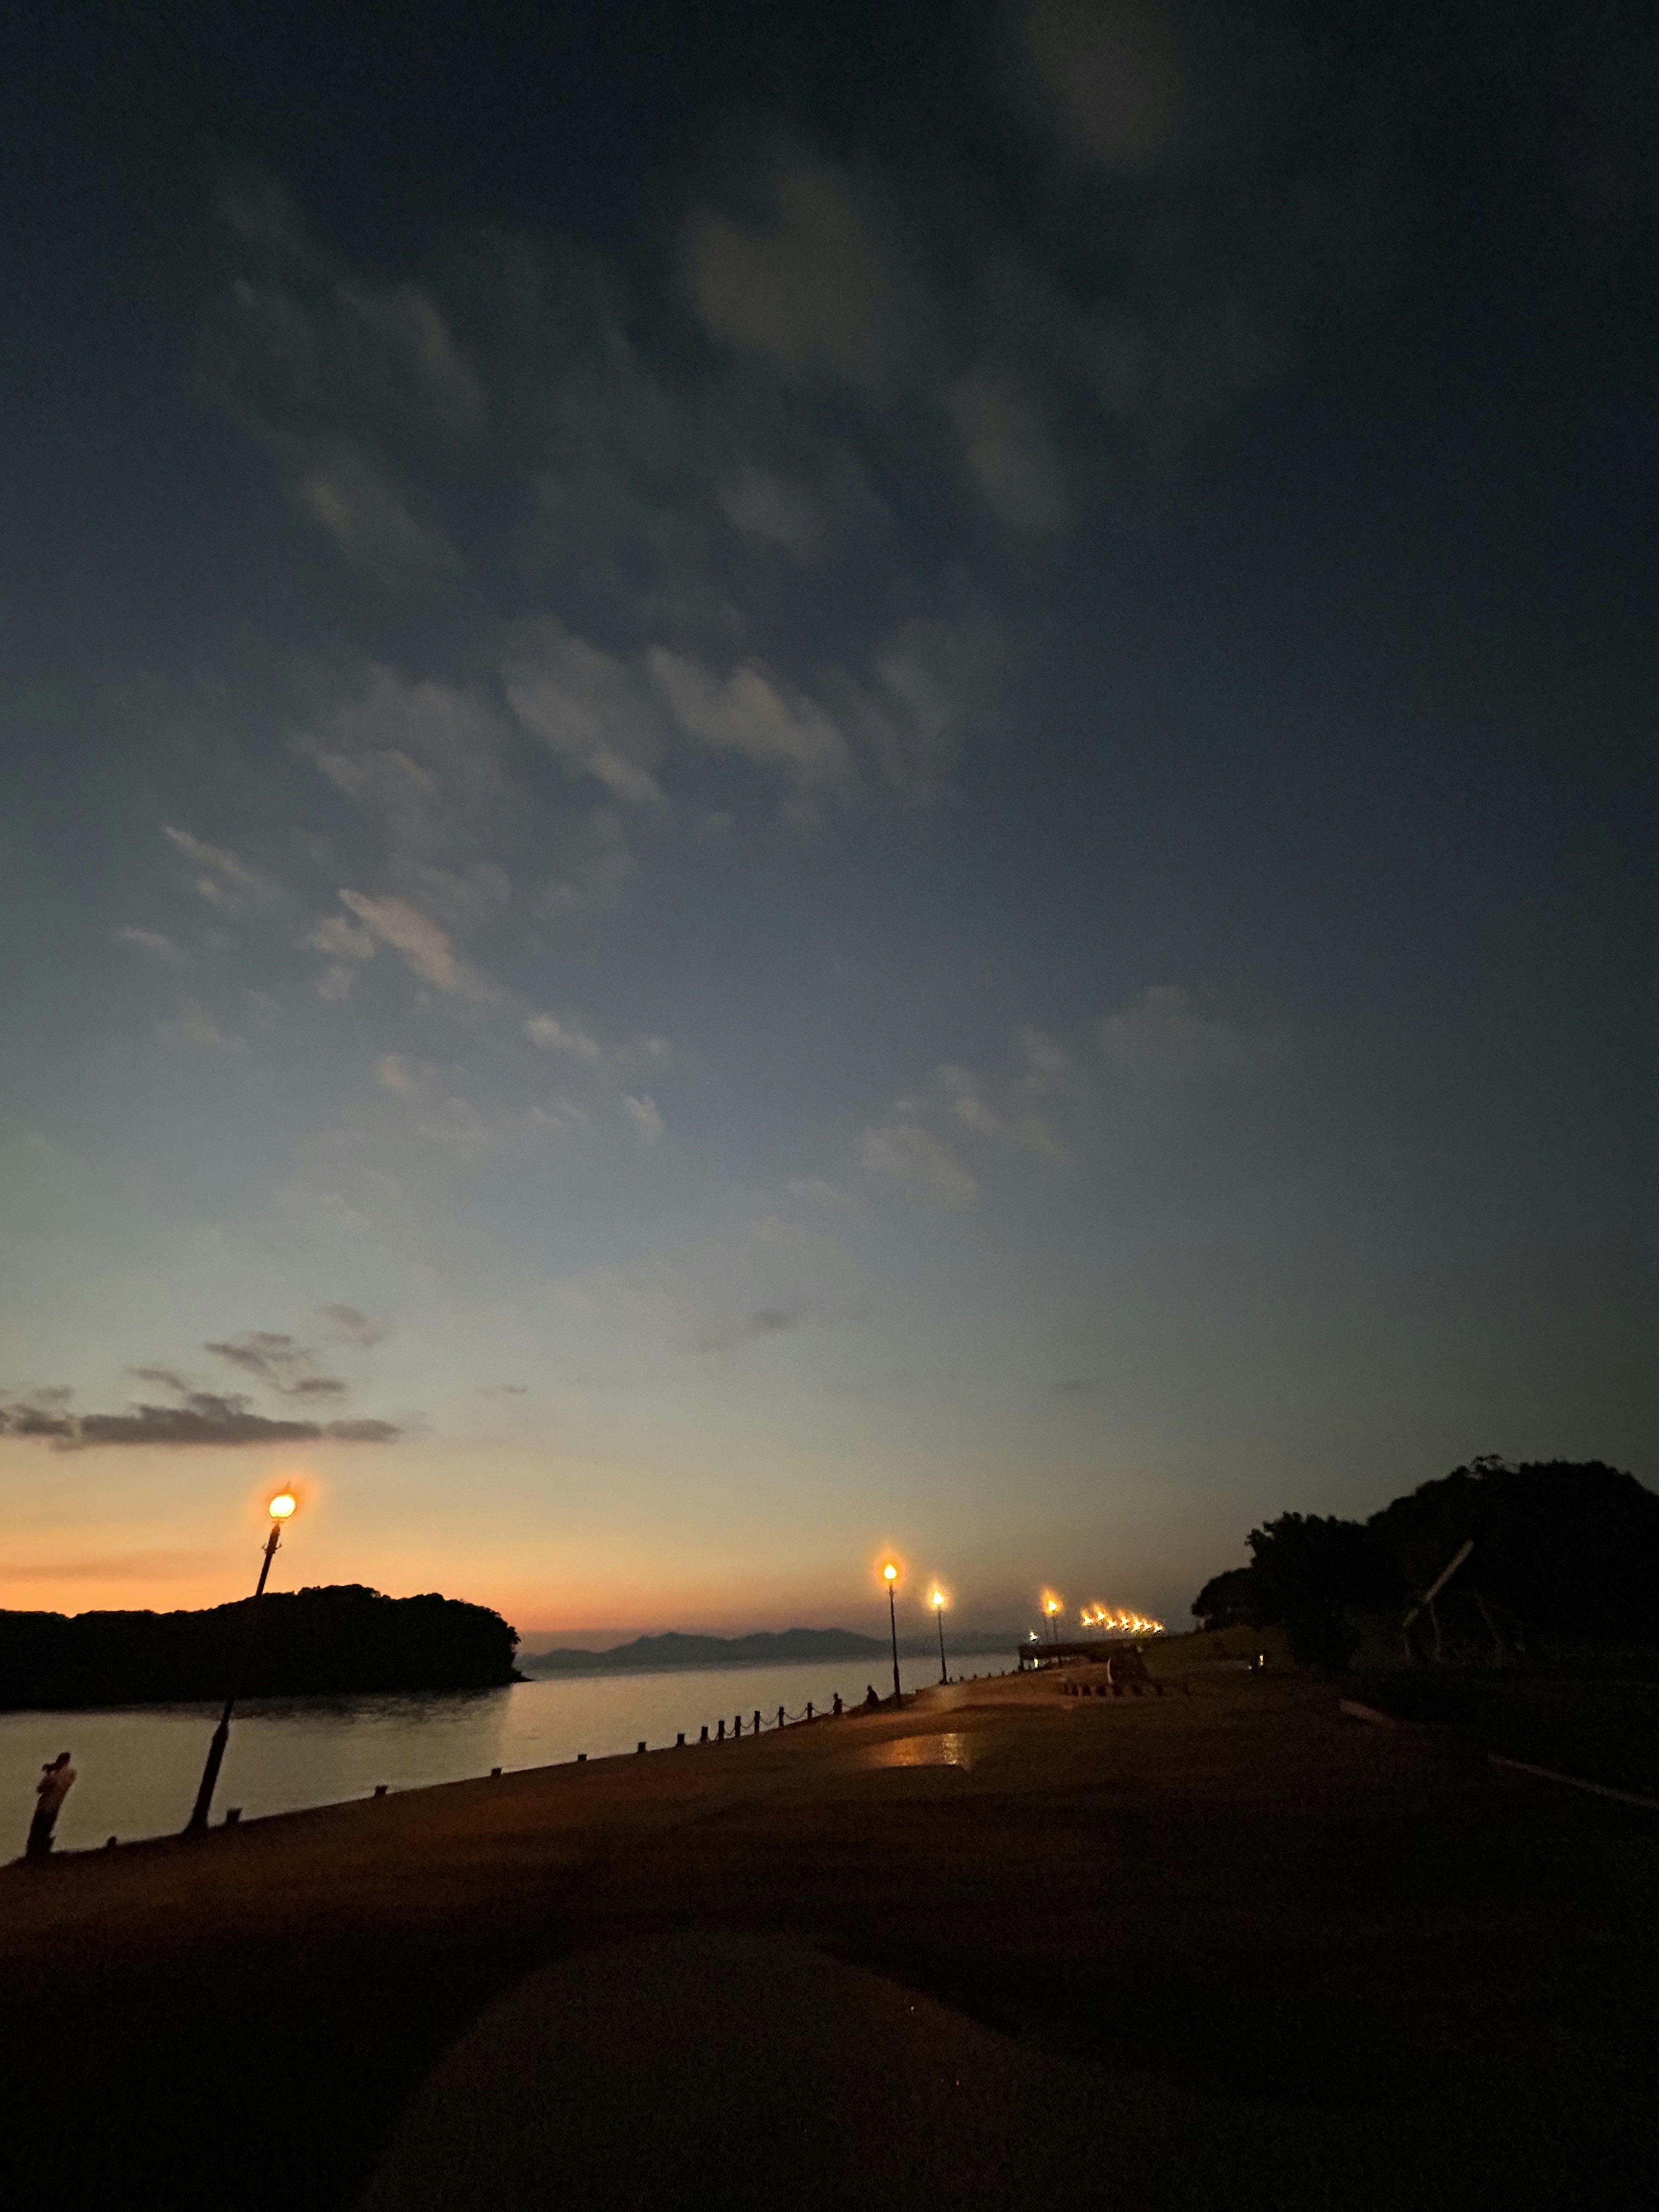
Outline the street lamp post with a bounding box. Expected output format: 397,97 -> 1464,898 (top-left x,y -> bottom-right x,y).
881,1562 -> 902,1703
1044,1595 -> 1063,1644
930,1588 -> 949,1684
186,1489 -> 296,1834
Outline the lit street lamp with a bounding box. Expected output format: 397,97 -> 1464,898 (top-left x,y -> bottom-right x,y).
880,1561 -> 903,1703
186,1488 -> 297,1834
1043,1593 -> 1064,1644
929,1587 -> 949,1684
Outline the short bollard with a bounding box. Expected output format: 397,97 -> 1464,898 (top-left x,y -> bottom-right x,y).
717,1718 -> 725,1740
752,1711 -> 761,1734
700,1725 -> 709,1742
491,1766 -> 502,1777
832,1694 -> 842,1716
637,1740 -> 646,1754
733,1714 -> 742,1738
677,1732 -> 686,1746
777,1706 -> 785,1728
224,1808 -> 241,1826
105,1836 -> 118,1850
805,1701 -> 813,1720
577,1753 -> 587,1763
374,1783 -> 388,1796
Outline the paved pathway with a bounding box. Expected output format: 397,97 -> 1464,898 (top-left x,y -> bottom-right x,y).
2,1668 -> 1654,2209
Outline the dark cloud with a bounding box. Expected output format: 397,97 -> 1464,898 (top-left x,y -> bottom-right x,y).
317,1304 -> 385,1348
0,1392 -> 401,1450
0,1402 -> 77,1438
128,1365 -> 192,1394
692,1305 -> 805,1355
204,1330 -> 348,1398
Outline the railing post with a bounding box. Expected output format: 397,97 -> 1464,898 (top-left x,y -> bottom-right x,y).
776,1706 -> 785,1729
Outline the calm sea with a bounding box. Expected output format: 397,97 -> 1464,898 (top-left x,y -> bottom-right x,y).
0,1654 -> 1004,1855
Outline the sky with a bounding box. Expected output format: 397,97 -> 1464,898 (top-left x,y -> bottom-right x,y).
1,0 -> 1653,1640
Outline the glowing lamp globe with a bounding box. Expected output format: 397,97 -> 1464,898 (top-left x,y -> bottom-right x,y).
881,1562 -> 898,1583
930,1588 -> 947,1610
268,1491 -> 298,1521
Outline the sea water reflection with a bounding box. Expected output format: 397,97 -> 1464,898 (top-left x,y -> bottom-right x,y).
0,1659 -> 909,1855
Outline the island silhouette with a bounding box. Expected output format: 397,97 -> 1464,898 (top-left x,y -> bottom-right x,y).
0,1584 -> 520,1709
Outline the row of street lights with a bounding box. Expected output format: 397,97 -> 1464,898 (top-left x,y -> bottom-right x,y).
879,1562 -> 1163,1700
877,1561 -> 955,1697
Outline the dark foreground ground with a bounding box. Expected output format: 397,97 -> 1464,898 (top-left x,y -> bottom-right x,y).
1,1665 -> 1655,2210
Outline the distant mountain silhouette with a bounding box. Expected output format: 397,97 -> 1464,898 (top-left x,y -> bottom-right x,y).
522,1629 -> 886,1675
521,1626 -> 1020,1675
0,1584 -> 521,1710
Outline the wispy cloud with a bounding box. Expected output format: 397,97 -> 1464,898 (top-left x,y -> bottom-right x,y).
294,438 -> 462,580
163,826 -> 279,913
504,622 -> 668,805
937,1027 -> 1073,1160
1024,0 -> 1190,172
623,1093 -> 665,1144
0,1551 -> 222,1583
114,925 -> 189,965
649,648 -> 853,789
203,1329 -> 348,1399
681,155 -> 918,391
316,1303 -> 384,1348
524,1013 -> 601,1058
858,1121 -> 979,1209
156,1000 -> 248,1054
1097,985 -> 1243,1077
691,1304 -> 806,1355
371,1052 -> 585,1160
946,369 -> 1067,533
302,668 -> 505,850
787,1176 -> 853,1210
337,889 -> 492,998
375,1052 -> 430,1094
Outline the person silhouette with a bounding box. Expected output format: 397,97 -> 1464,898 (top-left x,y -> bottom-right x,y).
864,1684 -> 881,1710
27,1752 -> 76,1860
